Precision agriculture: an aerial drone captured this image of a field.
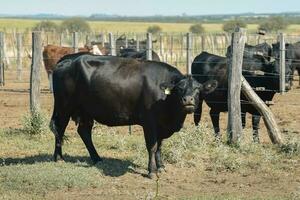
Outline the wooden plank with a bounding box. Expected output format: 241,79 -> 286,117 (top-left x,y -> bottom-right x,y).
241,76 -> 283,144
227,27 -> 246,144
30,32 -> 43,114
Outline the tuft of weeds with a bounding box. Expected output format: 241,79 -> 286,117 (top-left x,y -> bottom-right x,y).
22,111 -> 49,135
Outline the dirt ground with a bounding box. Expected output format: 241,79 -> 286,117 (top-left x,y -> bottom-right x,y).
0,69 -> 300,199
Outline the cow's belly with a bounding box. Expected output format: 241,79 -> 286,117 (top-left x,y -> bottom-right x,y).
80,101 -> 142,126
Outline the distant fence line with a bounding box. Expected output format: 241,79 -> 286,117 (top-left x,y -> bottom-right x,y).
0,30 -> 300,83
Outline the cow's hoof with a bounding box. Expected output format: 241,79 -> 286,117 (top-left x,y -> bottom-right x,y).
54,155 -> 65,162
157,166 -> 167,173
92,157 -> 103,164
147,172 -> 156,179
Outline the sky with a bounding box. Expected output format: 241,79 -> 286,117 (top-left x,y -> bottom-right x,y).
0,0 -> 299,16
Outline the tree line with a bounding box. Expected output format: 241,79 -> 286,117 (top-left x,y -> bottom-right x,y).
34,16 -> 291,34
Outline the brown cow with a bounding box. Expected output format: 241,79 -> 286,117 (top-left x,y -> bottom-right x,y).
43,45 -> 91,75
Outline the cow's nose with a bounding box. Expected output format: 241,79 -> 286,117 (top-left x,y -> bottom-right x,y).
182,96 -> 195,105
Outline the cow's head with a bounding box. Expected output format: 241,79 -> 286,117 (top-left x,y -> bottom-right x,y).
160,75 -> 218,114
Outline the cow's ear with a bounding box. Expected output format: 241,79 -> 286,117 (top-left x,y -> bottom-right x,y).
202,80 -> 218,94
160,82 -> 175,95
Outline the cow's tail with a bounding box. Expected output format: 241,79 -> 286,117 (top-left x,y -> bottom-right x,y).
49,106 -> 59,138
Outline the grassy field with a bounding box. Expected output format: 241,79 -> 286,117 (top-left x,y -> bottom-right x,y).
0,18 -> 300,34
0,118 -> 300,199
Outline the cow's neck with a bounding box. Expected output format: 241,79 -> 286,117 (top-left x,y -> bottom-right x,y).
164,95 -> 187,132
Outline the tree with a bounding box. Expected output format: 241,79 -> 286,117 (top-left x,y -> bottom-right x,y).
258,17 -> 289,33
33,20 -> 59,32
60,18 -> 91,33
147,25 -> 162,34
189,24 -> 205,34
223,19 -> 247,32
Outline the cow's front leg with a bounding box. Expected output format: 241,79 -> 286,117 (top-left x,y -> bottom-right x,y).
143,126 -> 158,179
155,139 -> 166,173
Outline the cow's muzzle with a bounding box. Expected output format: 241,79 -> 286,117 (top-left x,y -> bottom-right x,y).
182,96 -> 195,114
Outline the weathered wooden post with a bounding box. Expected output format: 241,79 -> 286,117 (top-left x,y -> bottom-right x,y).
146,33 -> 152,60
136,35 -> 140,51
227,27 -> 246,144
186,33 -> 192,75
201,34 -> 205,51
109,33 -> 116,56
59,32 -> 63,46
30,32 -> 43,114
159,34 -> 163,58
169,35 -> 173,64
17,33 -> 23,81
85,35 -> 90,46
279,33 -> 286,94
0,32 -> 4,86
125,37 -> 128,48
72,32 -> 79,53
101,32 -> 105,47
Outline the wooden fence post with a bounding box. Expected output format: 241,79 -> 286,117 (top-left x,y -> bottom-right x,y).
17,33 -> 23,81
125,37 -> 128,48
186,33 -> 192,75
136,34 -> 140,51
60,32 -> 63,46
146,33 -> 152,60
227,27 -> 246,144
159,34 -> 163,58
279,33 -> 286,94
0,32 -> 4,86
73,32 -> 78,53
170,35 -> 174,64
109,33 -> 116,56
30,32 -> 43,114
85,35 -> 90,46
101,32 -> 105,47
201,34 -> 205,51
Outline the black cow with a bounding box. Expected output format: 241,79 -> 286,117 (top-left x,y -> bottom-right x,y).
272,42 -> 300,86
226,42 -> 272,61
50,53 -> 217,178
192,51 -> 293,142
116,34 -> 157,55
119,48 -> 161,61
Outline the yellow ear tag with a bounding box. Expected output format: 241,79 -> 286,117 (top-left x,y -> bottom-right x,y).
164,88 -> 171,95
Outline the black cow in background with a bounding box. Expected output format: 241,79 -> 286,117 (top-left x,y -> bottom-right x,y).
226,42 -> 272,61
272,41 -> 300,86
119,48 -> 161,61
116,34 -> 157,55
50,53 -> 217,178
192,51 -> 293,142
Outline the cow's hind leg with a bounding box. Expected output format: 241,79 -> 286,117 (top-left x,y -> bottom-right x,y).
210,109 -> 221,139
252,115 -> 261,143
77,118 -> 102,163
50,114 -> 69,161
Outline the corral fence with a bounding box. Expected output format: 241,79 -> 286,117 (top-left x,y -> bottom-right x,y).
0,30 -> 300,144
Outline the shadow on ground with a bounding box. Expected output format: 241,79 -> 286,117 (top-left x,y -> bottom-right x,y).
0,154 -> 141,177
